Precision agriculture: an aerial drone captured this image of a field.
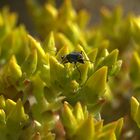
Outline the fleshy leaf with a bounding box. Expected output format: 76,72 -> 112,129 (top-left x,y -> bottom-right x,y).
43,31 -> 56,55
55,33 -> 74,51
4,55 -> 22,84
7,99 -> 28,122
58,0 -> 76,22
99,49 -> 119,75
0,95 -> 5,109
22,48 -> 38,76
61,102 -> 78,137
130,52 -> 140,86
97,131 -> 116,140
72,115 -> 94,140
0,109 -> 6,125
27,34 -> 45,59
130,96 -> 139,121
49,55 -> 67,86
73,102 -> 84,123
131,96 -> 140,128
82,66 -> 107,103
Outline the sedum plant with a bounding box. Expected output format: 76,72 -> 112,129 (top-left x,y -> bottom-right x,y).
27,0 -> 140,139
61,101 -> 123,140
0,3 -> 123,139
1,0 -> 140,139
0,95 -> 28,140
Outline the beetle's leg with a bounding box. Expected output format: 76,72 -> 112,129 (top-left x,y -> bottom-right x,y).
74,63 -> 81,80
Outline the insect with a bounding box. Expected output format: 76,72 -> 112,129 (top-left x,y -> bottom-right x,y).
61,51 -> 90,80
61,51 -> 85,64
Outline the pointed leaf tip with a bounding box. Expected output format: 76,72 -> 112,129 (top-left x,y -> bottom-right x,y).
84,66 -> 108,103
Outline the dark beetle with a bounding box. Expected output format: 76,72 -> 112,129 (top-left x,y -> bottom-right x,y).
61,51 -> 86,80
61,51 -> 85,64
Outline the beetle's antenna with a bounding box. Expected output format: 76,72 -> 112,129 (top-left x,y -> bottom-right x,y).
80,51 -> 94,64
74,63 -> 81,80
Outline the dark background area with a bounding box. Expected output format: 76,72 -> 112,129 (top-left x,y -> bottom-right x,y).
0,0 -> 140,36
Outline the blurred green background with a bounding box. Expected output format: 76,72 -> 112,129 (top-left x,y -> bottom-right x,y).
1,0 -> 140,35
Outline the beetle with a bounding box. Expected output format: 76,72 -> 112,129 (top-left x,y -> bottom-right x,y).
61,51 -> 85,64
61,51 -> 90,80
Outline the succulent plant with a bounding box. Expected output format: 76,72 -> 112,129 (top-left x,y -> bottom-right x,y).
1,0 -> 140,139
0,95 -> 28,140
61,101 -> 123,140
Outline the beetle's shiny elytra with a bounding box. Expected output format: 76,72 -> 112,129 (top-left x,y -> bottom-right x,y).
61,51 -> 86,80
61,51 -> 84,64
